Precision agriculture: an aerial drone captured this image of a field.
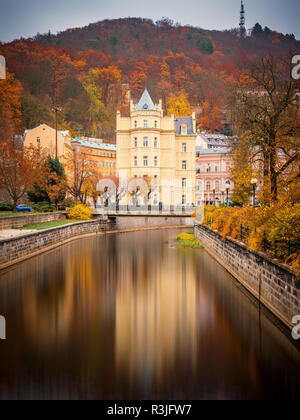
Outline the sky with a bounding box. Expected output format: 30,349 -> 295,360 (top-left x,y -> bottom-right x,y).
0,0 -> 299,42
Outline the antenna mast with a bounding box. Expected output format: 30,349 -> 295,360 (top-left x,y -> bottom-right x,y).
239,1 -> 246,38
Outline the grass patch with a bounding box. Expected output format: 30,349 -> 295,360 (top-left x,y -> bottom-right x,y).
14,220 -> 81,230
175,232 -> 204,249
0,212 -> 15,218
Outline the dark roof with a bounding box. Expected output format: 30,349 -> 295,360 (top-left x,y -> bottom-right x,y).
174,117 -> 195,135
196,146 -> 231,155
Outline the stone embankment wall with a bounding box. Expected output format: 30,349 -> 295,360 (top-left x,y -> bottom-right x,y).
0,218 -> 113,270
195,225 -> 299,329
0,212 -> 66,230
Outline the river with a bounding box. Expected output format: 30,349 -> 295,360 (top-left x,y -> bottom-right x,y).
0,228 -> 299,400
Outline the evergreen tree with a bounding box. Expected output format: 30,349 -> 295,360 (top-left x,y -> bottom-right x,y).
252,23 -> 264,38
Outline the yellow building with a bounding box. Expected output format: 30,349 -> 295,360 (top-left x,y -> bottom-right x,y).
116,89 -> 196,207
71,138 -> 117,178
23,124 -> 72,161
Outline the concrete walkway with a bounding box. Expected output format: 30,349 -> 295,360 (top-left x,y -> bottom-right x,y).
0,229 -> 37,240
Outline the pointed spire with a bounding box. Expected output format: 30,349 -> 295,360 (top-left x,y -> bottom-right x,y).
135,88 -> 156,111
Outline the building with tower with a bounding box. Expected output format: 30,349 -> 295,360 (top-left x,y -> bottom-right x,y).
116,89 -> 197,208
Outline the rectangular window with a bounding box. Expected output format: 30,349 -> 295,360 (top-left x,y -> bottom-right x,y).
143,137 -> 148,147
134,121 -> 137,128
182,178 -> 186,187
134,137 -> 138,147
154,156 -> 158,167
206,163 -> 211,173
134,156 -> 137,167
154,121 -> 158,128
215,163 -> 220,173
36,137 -> 40,143
182,161 -> 187,170
143,156 -> 148,167
182,143 -> 187,153
143,120 -> 148,128
154,137 -> 158,148
182,195 -> 186,205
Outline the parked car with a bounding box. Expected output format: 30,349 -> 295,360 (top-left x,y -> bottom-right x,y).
16,205 -> 33,212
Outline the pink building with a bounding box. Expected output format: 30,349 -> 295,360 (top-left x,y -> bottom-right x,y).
196,134 -> 233,206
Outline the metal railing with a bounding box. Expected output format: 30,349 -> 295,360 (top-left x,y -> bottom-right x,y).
240,224 -> 299,258
204,219 -> 299,259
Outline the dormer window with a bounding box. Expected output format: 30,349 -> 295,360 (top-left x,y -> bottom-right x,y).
143,104 -> 149,110
181,124 -> 187,135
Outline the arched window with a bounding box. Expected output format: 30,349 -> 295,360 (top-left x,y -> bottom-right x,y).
215,181 -> 220,191
206,181 -> 211,191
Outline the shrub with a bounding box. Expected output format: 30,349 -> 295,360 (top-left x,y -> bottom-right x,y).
0,202 -> 13,211
68,204 -> 92,221
204,203 -> 300,279
31,202 -> 54,213
176,232 -> 203,249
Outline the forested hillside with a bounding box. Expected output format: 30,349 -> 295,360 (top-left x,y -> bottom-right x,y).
0,17 -> 298,141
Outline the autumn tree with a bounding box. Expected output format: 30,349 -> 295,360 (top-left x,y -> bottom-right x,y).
0,141 -> 46,211
64,148 -> 98,204
166,93 -> 191,116
0,71 -> 23,139
230,136 -> 256,205
230,54 -> 300,202
28,156 -> 67,209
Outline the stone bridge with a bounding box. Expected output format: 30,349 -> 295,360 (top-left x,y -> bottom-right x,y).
94,209 -> 195,229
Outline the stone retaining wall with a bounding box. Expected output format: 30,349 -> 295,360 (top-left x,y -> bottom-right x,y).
0,218 -> 112,269
195,224 -> 299,329
0,212 -> 66,230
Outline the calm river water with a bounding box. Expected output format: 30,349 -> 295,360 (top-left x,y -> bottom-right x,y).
0,228 -> 299,400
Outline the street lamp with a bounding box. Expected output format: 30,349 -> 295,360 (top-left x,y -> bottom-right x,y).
226,187 -> 230,206
251,178 -> 258,208
221,189 -> 225,205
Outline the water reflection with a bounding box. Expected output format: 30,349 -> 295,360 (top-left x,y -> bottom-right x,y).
0,229 -> 299,400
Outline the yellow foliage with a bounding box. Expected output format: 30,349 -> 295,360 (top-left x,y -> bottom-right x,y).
204,203 -> 300,279
68,204 -> 92,221
176,232 -> 195,241
166,93 -> 191,116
